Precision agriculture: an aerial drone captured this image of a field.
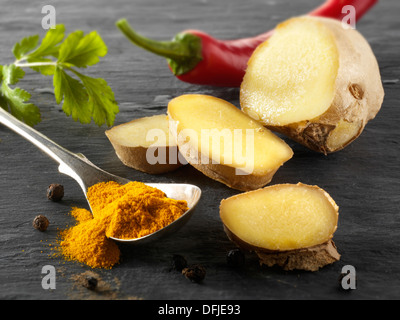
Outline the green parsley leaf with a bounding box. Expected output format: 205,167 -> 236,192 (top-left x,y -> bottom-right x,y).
58,30 -> 107,68
72,70 -> 119,127
12,35 -> 40,60
21,25 -> 65,76
53,67 -> 91,124
52,29 -> 117,125
26,24 -> 65,59
3,64 -> 25,84
4,24 -> 118,127
12,25 -> 65,75
53,67 -> 119,126
26,57 -> 56,76
0,65 -> 41,126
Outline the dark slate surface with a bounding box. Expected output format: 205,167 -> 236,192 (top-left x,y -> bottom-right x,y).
0,0 -> 399,300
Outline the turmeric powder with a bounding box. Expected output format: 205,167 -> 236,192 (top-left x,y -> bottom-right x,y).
57,181 -> 188,269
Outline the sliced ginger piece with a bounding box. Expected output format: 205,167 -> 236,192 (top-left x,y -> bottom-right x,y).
242,17 -> 339,126
241,16 -> 384,154
105,114 -> 183,174
220,183 -> 340,271
167,94 -> 293,191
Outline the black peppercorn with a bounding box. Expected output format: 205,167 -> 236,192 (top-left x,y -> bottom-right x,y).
226,249 -> 245,268
182,264 -> 206,283
171,254 -> 188,272
32,215 -> 49,232
47,184 -> 64,202
82,275 -> 98,290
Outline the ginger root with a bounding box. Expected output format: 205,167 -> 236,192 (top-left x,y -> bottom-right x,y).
240,16 -> 384,154
255,240 -> 340,272
106,114 -> 183,174
167,94 -> 293,191
220,183 -> 340,271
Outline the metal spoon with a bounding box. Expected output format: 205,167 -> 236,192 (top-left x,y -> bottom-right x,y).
0,107 -> 201,244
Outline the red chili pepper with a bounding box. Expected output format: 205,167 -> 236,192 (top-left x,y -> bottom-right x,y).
116,0 -> 378,87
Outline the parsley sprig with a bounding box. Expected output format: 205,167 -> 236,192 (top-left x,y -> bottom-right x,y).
0,25 -> 119,126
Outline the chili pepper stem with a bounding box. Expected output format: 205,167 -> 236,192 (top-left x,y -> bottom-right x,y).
116,18 -> 203,76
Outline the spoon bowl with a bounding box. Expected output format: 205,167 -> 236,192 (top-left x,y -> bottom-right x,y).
109,182 -> 201,244
0,107 -> 201,244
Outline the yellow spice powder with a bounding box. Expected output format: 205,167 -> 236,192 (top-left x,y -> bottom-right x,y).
57,181 -> 188,269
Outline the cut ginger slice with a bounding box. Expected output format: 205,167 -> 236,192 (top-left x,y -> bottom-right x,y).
106,114 -> 183,174
241,17 -> 339,126
167,94 -> 293,191
241,16 -> 384,154
220,183 -> 340,271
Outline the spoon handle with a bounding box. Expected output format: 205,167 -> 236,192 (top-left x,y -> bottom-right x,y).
0,107 -> 115,194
